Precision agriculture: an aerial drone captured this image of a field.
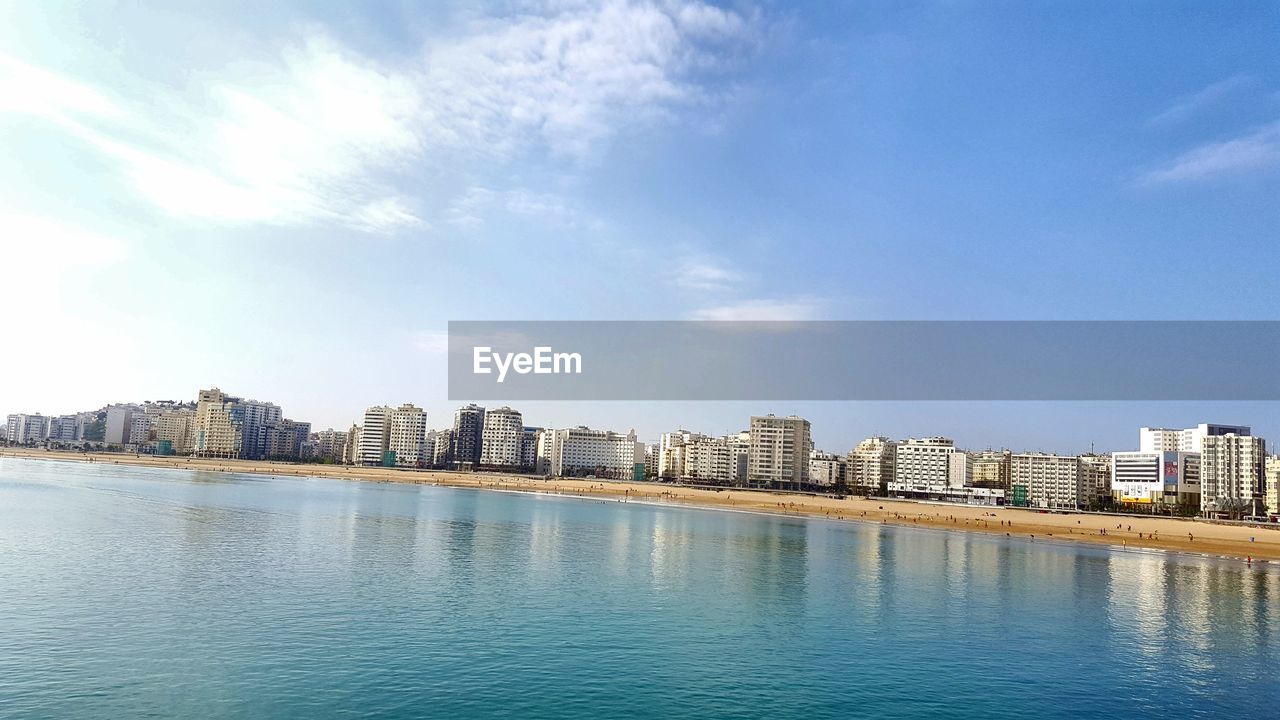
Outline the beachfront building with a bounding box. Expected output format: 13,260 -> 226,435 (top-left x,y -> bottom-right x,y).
970,450 -> 1011,490
154,410 -> 194,454
809,451 -> 845,488
1079,454 -> 1113,508
890,437 -> 956,497
388,403 -> 429,468
657,430 -> 700,480
727,431 -> 750,485
263,419 -> 311,460
1200,433 -> 1266,518
341,425 -> 361,465
104,405 -> 139,445
682,436 -> 735,484
1009,453 -> 1084,510
1266,457 -> 1280,517
357,406 -> 393,466
194,390 -> 243,458
4,413 -> 49,444
432,429 -> 453,468
520,427 -> 542,472
846,436 -> 896,494
47,415 -> 80,442
237,399 -> 283,460
538,426 -> 644,481
1112,451 -> 1199,511
450,404 -> 485,470
479,406 -> 523,469
128,413 -> 153,446
312,429 -> 348,462
746,415 -> 811,490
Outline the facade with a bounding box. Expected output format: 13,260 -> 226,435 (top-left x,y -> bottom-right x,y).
263,420 -> 311,459
155,410 -> 195,454
237,399 -> 283,460
479,406 -> 523,469
1112,451 -> 1198,510
388,403 -> 429,467
432,429 -> 454,468
847,436 -> 896,494
104,405 -> 138,445
450,404 -> 486,469
746,415 -> 811,489
520,427 -> 542,471
341,425 -> 361,465
970,450 -> 1011,490
1200,433 -> 1266,517
48,415 -> 80,442
809,451 -> 845,488
313,429 -> 348,461
1266,456 -> 1280,517
539,426 -> 644,480
128,413 -> 153,445
4,413 -> 49,444
1010,453 -> 1083,510
193,390 -> 242,458
1140,423 -> 1251,454
683,436 -> 735,483
657,430 -> 699,480
358,406 -> 394,466
891,437 -> 956,496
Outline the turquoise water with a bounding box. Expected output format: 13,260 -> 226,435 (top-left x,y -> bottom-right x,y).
1,457 -> 1277,719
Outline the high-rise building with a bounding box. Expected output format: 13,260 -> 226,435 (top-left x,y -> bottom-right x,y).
154,410 -> 195,454
1010,453 -> 1084,509
5,413 -> 49,444
538,426 -> 644,480
1200,433 -> 1266,517
313,429 -> 348,462
387,404 -> 429,467
746,415 -> 811,489
450,404 -> 485,470
237,399 -> 283,460
263,420 -> 311,459
104,405 -> 138,445
194,389 -> 243,458
520,427 -> 542,471
341,424 -> 361,465
891,437 -> 956,495
1139,423 -> 1251,454
128,413 -> 153,445
358,406 -> 394,466
1112,451 -> 1198,509
432,429 -> 453,468
683,436 -> 735,483
846,436 -> 896,494
47,415 -> 79,442
480,407 -> 523,469
970,450 -> 1011,490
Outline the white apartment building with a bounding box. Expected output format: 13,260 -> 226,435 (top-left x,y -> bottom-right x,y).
1010,453 -> 1084,510
1200,433 -> 1266,516
538,427 -> 643,480
1266,457 -> 1280,517
4,413 -> 49,444
105,405 -> 137,445
747,415 -> 811,489
809,451 -> 845,487
480,407 -> 524,468
520,427 -> 541,471
847,436 -> 896,493
970,450 -> 1011,489
358,406 -> 394,466
313,429 -> 348,461
388,404 -> 429,468
128,413 -> 153,445
194,390 -> 241,458
155,410 -> 195,454
1112,451 -> 1198,509
1139,423 -> 1251,454
891,437 -> 956,495
657,430 -> 701,480
683,436 -> 735,483
342,425 -> 362,465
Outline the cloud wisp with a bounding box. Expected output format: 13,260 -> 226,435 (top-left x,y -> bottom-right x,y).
1147,74 -> 1255,126
1139,121 -> 1280,185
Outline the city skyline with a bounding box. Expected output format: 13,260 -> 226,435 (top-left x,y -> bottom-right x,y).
3,1 -> 1278,452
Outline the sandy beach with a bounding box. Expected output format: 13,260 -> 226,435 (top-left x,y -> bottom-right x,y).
4,448 -> 1278,563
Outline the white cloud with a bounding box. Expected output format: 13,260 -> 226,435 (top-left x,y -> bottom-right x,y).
411,330 -> 451,354
0,1 -> 758,232
446,185 -> 584,228
673,254 -> 743,291
1148,74 -> 1254,126
688,297 -> 823,321
1139,122 -> 1280,185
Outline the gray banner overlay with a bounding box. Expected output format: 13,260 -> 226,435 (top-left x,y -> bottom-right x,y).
448,321 -> 1280,401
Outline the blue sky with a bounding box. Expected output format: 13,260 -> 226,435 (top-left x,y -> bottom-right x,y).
2,1 -> 1278,452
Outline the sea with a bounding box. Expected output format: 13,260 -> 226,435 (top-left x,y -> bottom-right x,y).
1,456 -> 1277,719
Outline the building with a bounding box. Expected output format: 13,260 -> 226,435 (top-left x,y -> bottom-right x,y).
388,403 -> 429,468
4,413 -> 49,444
104,405 -> 138,445
450,404 -> 485,470
1112,451 -> 1198,510
520,427 -> 542,472
128,413 -> 153,446
1078,454 -> 1112,509
1010,453 -> 1083,510
358,406 -> 394,466
154,410 -> 195,454
1140,423 -> 1251,454
891,437 -> 956,496
538,426 -> 644,480
746,415 -> 811,489
193,390 -> 243,458
847,436 -> 896,494
683,436 -> 735,484
237,399 -> 283,460
312,429 -> 348,462
47,415 -> 80,442
809,451 -> 845,488
341,424 -> 361,465
970,450 -> 1011,490
1266,457 -> 1280,517
480,406 -> 523,469
657,430 -> 698,480
263,420 -> 311,459
1200,433 -> 1266,517
431,429 -> 453,468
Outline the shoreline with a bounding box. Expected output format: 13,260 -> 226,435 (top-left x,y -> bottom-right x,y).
3,448 -> 1278,563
